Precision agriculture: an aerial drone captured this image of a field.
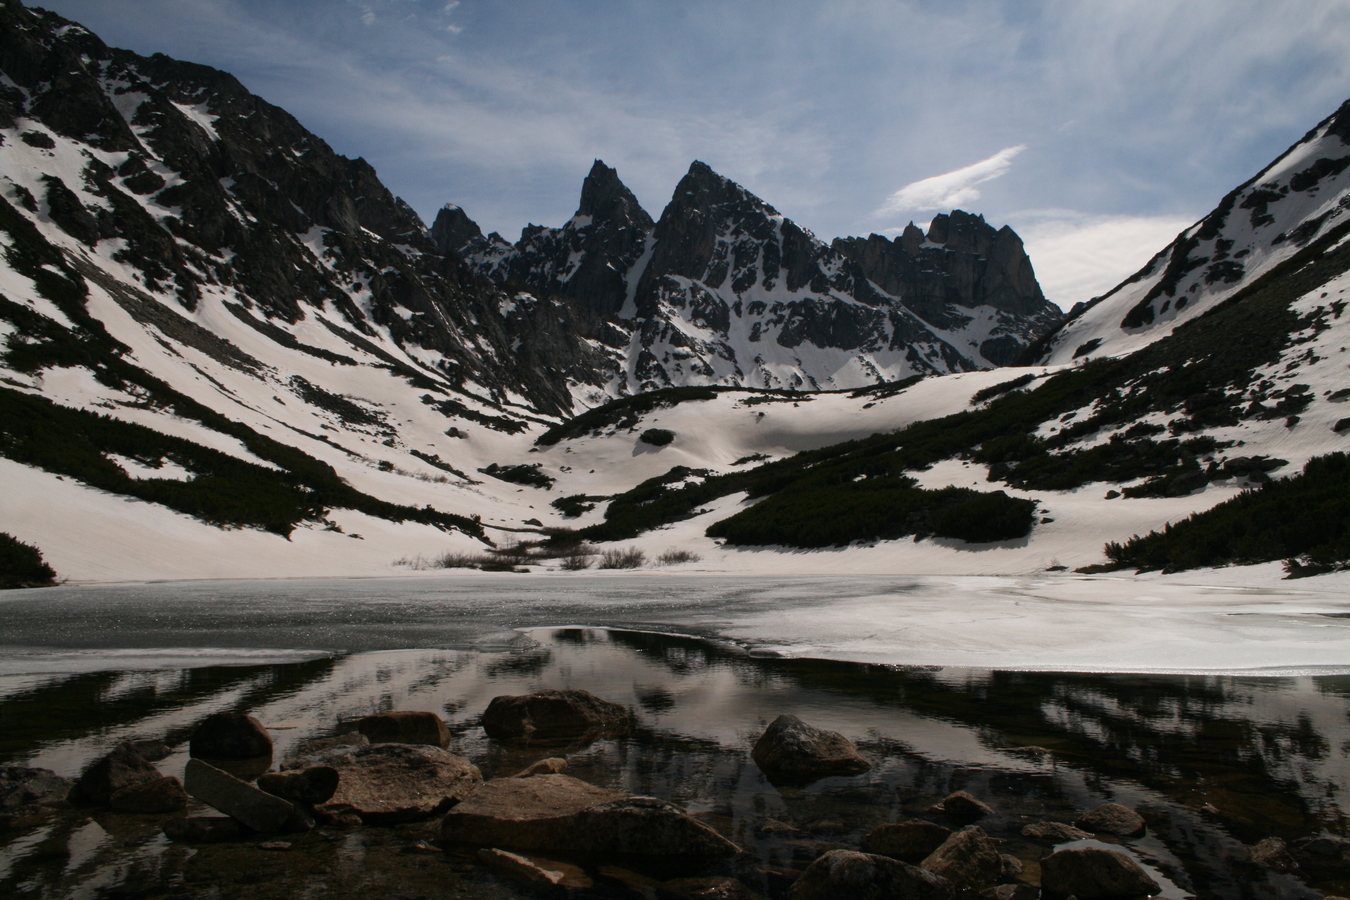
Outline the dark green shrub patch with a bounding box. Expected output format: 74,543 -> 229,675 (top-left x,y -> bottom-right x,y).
639,428 -> 675,446
535,386 -> 721,446
551,494 -> 600,518
0,532 -> 57,589
1101,452 -> 1350,573
706,478 -> 1035,548
479,462 -> 554,489
970,373 -> 1037,405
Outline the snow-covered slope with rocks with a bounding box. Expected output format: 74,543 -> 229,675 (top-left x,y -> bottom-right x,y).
438,160 -> 1062,397
1038,98 -> 1350,366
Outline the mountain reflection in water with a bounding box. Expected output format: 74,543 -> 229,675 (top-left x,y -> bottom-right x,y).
0,623 -> 1346,899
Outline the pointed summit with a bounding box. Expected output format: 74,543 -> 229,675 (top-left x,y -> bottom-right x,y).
430,203 -> 485,256
664,160 -> 778,218
576,160 -> 653,230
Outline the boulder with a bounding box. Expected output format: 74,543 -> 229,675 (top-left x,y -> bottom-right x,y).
189,712 -> 273,761
481,689 -> 631,743
1,766 -> 73,809
257,766 -> 340,805
1248,837 -> 1299,872
1022,821 -> 1092,843
184,758 -> 299,833
930,790 -> 994,823
68,743 -> 162,806
514,757 -> 568,777
1075,802 -> 1146,837
286,732 -> 369,767
125,739 -> 171,763
441,773 -> 737,859
789,849 -> 954,900
476,848 -> 593,891
109,776 -> 189,814
862,820 -> 952,862
163,815 -> 247,844
1040,847 -> 1161,900
921,826 -> 1013,891
356,711 -> 450,748
316,743 -> 481,824
751,715 -> 871,783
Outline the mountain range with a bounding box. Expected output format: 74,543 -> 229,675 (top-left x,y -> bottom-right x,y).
2,0 -> 1350,584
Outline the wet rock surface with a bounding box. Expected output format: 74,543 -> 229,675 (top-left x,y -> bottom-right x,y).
862,820 -> 952,862
751,715 -> 871,784
481,689 -> 632,743
184,759 -> 299,833
1075,802 -> 1147,838
316,743 -> 481,823
68,743 -> 162,806
920,825 -> 1013,891
1040,846 -> 1161,900
109,775 -> 189,814
356,711 -> 450,748
930,790 -> 995,824
789,849 -> 954,900
256,766 -> 339,806
189,712 -> 274,762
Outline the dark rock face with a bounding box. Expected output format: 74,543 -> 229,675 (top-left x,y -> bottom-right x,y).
68,743 -> 161,806
789,849 -> 954,900
1,766 -> 73,818
750,714 -> 871,784
1022,821 -> 1092,843
356,711 -> 450,749
481,688 -> 631,743
189,712 -> 273,762
1039,847 -> 1161,900
440,773 -> 738,859
920,825 -> 1014,891
930,790 -> 995,823
183,758 -> 300,833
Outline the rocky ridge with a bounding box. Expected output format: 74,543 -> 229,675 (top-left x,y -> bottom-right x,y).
438,160 -> 1061,395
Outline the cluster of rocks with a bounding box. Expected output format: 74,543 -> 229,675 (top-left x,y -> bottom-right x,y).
5,691 -> 1341,898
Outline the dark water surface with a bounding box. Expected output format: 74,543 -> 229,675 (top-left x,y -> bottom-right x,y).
1,577 -> 1348,898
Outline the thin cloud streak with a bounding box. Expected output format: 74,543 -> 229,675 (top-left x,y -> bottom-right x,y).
876,145 -> 1028,217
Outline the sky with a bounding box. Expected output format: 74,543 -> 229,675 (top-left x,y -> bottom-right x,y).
33,0 -> 1350,309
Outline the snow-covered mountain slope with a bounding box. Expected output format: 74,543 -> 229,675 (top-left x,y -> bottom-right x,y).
1038,98 -> 1350,366
438,161 -> 1062,396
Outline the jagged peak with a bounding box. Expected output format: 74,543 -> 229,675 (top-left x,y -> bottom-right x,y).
574,159 -> 653,229
429,202 -> 484,255
666,160 -> 780,218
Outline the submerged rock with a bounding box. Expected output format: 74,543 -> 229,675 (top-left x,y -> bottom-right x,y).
1,766 -> 73,809
357,711 -> 450,748
163,815 -> 247,844
481,689 -> 631,743
441,773 -> 737,859
660,875 -> 765,898
1075,802 -> 1146,838
1022,821 -> 1092,843
316,743 -> 481,824
513,757 -> 568,778
751,715 -> 871,783
862,820 -> 952,862
1040,847 -> 1161,900
1248,837 -> 1299,872
789,849 -> 953,900
476,848 -> 593,891
68,743 -> 161,806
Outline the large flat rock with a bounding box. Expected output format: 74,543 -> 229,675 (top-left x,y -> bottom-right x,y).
441,773 -> 737,859
316,743 -> 481,824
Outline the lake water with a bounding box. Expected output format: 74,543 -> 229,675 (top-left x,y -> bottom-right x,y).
2,574 -> 1349,898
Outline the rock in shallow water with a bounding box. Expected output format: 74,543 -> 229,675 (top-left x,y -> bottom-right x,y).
109,776 -> 189,814
1,766 -> 73,809
68,743 -> 161,806
189,712 -> 273,762
863,820 -> 952,862
476,848 -> 593,891
163,815 -> 247,844
184,759 -> 301,833
789,849 -> 953,900
257,766 -> 339,805
316,743 -> 481,823
1075,802 -> 1146,838
921,825 -> 1015,891
440,773 -> 738,859
356,710 -> 450,748
1040,846 -> 1160,900
751,714 -> 871,783
481,689 -> 631,743
929,790 -> 995,823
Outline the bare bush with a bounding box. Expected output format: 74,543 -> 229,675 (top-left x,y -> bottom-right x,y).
656,548 -> 701,565
598,547 -> 646,569
434,552 -> 497,569
560,553 -> 593,571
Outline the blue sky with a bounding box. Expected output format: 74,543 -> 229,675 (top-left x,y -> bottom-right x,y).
36,0 -> 1350,308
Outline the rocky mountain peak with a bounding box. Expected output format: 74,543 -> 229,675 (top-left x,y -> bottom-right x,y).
430,204 -> 485,257
576,159 -> 653,230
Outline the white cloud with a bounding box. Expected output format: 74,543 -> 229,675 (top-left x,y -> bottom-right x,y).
876,145 -> 1027,216
1013,210 -> 1193,310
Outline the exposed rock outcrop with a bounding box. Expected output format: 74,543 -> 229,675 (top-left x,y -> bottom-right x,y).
315,743 -> 481,823
356,711 -> 450,748
481,689 -> 631,743
1040,847 -> 1161,900
750,714 -> 871,783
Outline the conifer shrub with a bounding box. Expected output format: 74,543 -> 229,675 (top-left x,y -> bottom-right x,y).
639,428 -> 675,446
0,532 -> 57,589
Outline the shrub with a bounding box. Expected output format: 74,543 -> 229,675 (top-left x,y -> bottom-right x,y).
479,463 -> 555,489
598,547 -> 646,569
560,553 -> 593,570
0,532 -> 57,589
639,428 -> 675,446
656,548 -> 701,565
970,372 -> 1037,405
551,494 -> 599,518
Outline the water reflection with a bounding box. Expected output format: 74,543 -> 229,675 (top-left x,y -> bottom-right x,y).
0,627 -> 1345,899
